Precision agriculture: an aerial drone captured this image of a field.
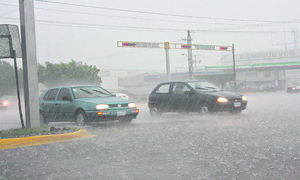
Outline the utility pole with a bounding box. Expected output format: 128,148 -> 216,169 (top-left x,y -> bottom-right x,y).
194,55 -> 201,72
164,42 -> 170,80
232,43 -> 237,91
187,30 -> 193,79
19,0 -> 40,127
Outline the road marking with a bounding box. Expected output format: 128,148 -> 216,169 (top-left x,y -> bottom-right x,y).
0,129 -> 95,150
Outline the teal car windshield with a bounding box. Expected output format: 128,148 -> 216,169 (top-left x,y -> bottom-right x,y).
72,86 -> 113,99
188,82 -> 220,91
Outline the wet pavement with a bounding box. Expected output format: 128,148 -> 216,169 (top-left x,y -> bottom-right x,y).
0,92 -> 300,179
0,97 -> 23,131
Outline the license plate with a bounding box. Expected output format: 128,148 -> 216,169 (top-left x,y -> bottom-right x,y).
117,111 -> 126,116
234,102 -> 241,107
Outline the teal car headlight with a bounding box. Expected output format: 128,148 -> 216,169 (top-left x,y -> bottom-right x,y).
128,103 -> 136,108
96,104 -> 109,110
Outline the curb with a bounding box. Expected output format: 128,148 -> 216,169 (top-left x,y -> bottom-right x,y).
0,129 -> 95,150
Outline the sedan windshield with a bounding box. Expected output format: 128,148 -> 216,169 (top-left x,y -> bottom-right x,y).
72,86 -> 112,98
188,82 -> 220,91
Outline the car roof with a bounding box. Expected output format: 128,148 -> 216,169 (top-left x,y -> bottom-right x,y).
46,85 -> 100,90
158,80 -> 206,85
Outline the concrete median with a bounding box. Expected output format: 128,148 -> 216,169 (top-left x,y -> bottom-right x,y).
0,128 -> 95,150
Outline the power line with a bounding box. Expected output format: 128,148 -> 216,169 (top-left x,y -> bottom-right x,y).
2,1 -> 299,31
0,16 -> 292,34
34,8 -> 242,26
0,2 -> 245,26
0,16 -> 186,32
34,0 -> 299,24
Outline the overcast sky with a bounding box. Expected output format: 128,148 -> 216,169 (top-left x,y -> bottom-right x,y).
0,0 -> 300,73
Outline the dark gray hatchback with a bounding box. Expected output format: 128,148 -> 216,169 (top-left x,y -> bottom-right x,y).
148,81 -> 247,115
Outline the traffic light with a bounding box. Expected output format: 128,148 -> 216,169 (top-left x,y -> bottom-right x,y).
215,46 -> 232,51
122,42 -> 136,47
181,44 -> 192,49
219,46 -> 228,51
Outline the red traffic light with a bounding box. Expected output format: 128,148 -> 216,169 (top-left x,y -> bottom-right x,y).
220,46 -> 228,51
122,42 -> 136,46
181,44 -> 192,49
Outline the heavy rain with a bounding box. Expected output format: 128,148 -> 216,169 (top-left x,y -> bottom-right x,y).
0,0 -> 300,179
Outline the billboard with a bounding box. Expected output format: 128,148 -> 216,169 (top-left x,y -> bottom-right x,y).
0,24 -> 22,59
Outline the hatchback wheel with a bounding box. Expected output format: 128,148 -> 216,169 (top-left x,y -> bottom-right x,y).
75,110 -> 86,126
230,109 -> 242,114
200,106 -> 209,114
150,107 -> 162,117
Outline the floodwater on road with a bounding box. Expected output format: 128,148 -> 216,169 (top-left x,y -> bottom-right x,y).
0,91 -> 300,179
0,96 -> 23,131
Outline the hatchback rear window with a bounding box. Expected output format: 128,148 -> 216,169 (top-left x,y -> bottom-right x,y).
155,84 -> 170,94
43,89 -> 59,101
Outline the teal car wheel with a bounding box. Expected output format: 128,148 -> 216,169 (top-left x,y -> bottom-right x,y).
75,110 -> 86,125
120,118 -> 133,123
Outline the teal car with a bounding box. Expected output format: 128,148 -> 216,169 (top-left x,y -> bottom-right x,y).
39,85 -> 139,124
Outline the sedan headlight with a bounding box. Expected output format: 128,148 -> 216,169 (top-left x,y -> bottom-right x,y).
242,96 -> 247,101
96,104 -> 109,110
217,97 -> 228,103
128,103 -> 136,108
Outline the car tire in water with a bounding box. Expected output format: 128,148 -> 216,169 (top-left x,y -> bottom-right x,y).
75,110 -> 86,126
120,118 -> 133,123
199,105 -> 210,114
150,107 -> 162,117
230,109 -> 242,114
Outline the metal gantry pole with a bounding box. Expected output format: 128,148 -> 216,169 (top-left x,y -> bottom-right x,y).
13,50 -> 25,128
19,0 -> 40,127
232,43 -> 237,91
8,35 -> 25,128
187,30 -> 193,79
164,42 -> 170,80
194,55 -> 197,72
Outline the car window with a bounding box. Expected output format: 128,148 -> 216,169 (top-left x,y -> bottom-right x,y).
155,84 -> 170,94
188,81 -> 219,91
43,88 -> 59,101
57,88 -> 71,101
72,86 -> 112,99
172,83 -> 192,94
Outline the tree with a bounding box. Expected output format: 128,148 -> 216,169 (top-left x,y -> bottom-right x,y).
0,60 -> 101,96
38,60 -> 102,87
0,60 -> 21,96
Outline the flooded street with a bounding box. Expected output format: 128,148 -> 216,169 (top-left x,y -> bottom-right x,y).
0,98 -> 23,131
0,92 -> 299,179
1,0 -> 300,178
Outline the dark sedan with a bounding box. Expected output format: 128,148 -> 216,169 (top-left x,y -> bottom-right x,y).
287,86 -> 300,93
148,81 -> 247,115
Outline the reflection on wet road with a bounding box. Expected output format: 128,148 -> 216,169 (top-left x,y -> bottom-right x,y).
0,92 -> 300,179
